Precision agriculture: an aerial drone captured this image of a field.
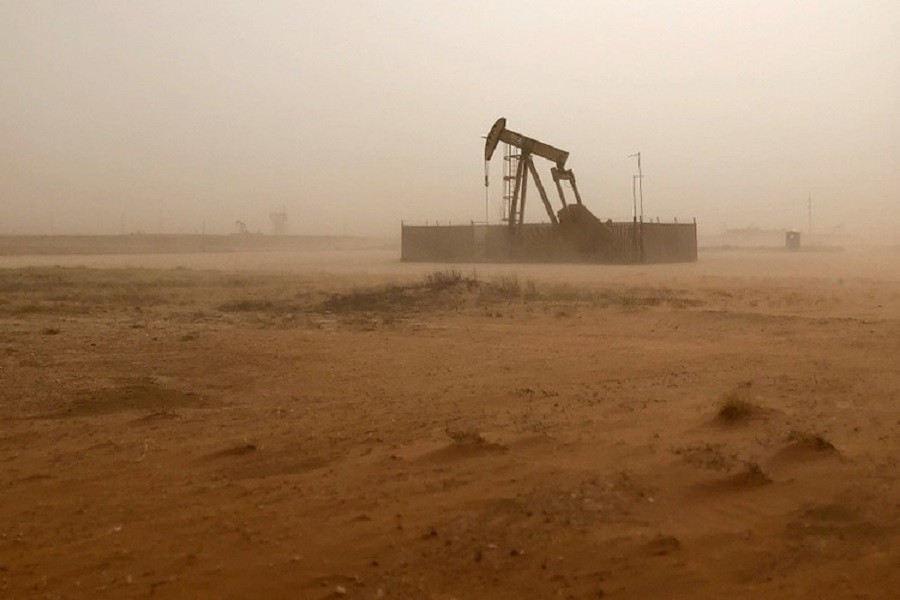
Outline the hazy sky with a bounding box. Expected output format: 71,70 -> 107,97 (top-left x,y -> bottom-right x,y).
2,1 -> 898,238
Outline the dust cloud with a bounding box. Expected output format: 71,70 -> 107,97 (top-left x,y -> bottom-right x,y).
2,3 -> 900,599
1,2 -> 898,241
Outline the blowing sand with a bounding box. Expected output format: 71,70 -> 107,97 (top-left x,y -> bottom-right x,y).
1,246 -> 898,599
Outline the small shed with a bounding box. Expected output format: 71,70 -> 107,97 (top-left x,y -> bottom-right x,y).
785,229 -> 801,251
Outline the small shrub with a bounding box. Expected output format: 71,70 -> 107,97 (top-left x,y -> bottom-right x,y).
445,427 -> 485,445
717,392 -> 759,422
492,275 -> 521,298
425,270 -> 463,290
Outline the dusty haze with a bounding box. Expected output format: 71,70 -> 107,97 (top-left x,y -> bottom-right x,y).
1,1 -> 898,240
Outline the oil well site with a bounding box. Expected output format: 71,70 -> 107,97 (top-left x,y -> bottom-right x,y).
1,116 -> 897,600
3,3 -> 900,600
402,118 -> 697,264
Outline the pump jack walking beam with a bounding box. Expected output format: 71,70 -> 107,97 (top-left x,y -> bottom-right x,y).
485,119 -> 569,168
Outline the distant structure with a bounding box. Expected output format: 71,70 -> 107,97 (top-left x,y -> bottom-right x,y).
402,117 -> 697,264
235,220 -> 248,235
269,209 -> 288,235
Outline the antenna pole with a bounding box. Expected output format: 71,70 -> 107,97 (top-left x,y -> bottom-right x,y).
628,152 -> 643,219
632,175 -> 637,220
637,152 -> 643,219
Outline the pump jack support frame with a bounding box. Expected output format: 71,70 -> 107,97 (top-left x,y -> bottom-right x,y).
485,118 -> 586,233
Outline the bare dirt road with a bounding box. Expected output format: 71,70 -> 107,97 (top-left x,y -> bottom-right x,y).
1,247 -> 899,599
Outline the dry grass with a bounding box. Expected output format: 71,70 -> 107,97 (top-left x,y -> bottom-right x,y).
445,427 -> 486,445
0,267 -> 704,323
717,392 -> 760,423
0,267 -> 241,317
486,275 -> 526,299
673,442 -> 738,472
424,269 -> 466,290
319,284 -> 416,313
319,270 -> 475,314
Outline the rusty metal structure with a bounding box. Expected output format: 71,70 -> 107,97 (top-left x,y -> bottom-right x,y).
483,117 -> 620,259
484,117 -> 582,227
401,117 -> 698,264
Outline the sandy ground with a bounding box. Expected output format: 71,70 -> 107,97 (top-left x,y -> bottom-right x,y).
1,247 -> 899,599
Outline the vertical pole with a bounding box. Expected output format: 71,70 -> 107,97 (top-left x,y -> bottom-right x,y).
632,176 -> 638,262
628,152 -> 643,220
637,152 -> 643,220
484,160 -> 490,225
639,214 -> 644,263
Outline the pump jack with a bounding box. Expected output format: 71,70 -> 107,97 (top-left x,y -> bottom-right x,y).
484,117 -> 613,256
486,117 -> 585,227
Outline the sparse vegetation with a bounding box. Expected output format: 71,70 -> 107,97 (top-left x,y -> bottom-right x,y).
445,427 -> 485,445
319,284 -> 416,313
617,286 -> 703,310
717,391 -> 760,423
318,271 -> 475,315
314,271 -> 702,316
0,266 -> 704,324
490,275 -> 522,299
0,267 -> 249,317
1,248 -> 895,599
674,442 -> 738,472
424,269 -> 465,290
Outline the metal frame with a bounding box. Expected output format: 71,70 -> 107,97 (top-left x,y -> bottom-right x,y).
485,117 -> 584,233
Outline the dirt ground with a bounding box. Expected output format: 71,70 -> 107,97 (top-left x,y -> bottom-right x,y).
1,246 -> 899,599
